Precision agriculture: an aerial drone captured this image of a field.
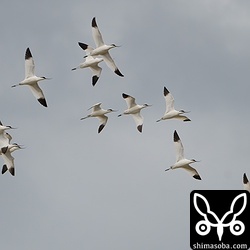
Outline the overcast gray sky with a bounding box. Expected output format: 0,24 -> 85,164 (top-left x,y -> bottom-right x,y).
0,0 -> 250,249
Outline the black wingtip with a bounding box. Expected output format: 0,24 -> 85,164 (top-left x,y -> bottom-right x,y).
193,174 -> 202,180
92,17 -> 97,27
38,98 -> 47,107
115,68 -> 124,77
25,47 -> 32,60
243,173 -> 248,184
122,93 -> 129,99
78,42 -> 88,51
2,165 -> 8,175
92,75 -> 99,86
184,118 -> 191,122
137,125 -> 143,133
0,121 -> 3,125
164,87 -> 169,96
9,167 -> 15,176
98,124 -> 105,133
1,146 -> 8,154
173,130 -> 180,142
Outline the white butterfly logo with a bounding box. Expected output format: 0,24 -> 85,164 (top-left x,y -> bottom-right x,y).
193,192 -> 247,241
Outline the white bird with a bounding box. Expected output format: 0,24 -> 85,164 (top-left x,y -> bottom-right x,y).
80,103 -> 116,133
157,87 -> 191,122
118,93 -> 151,133
78,17 -> 124,77
72,49 -> 104,86
0,121 -> 15,149
243,173 -> 250,192
1,143 -> 22,176
12,47 -> 50,107
165,130 -> 201,180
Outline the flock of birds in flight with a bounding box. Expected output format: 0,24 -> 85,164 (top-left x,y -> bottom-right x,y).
1,17 -> 249,193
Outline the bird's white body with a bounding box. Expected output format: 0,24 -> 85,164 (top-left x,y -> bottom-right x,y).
161,110 -> 187,120
0,132 -> 11,149
81,103 -> 116,133
20,75 -> 45,85
12,47 -> 49,107
89,45 -> 114,56
243,173 -> 250,192
72,55 -> 103,86
0,123 -> 14,149
78,56 -> 103,68
122,105 -> 147,115
119,93 -> 151,133
157,87 -> 190,122
172,158 -> 197,169
78,17 -> 124,77
166,130 -> 201,180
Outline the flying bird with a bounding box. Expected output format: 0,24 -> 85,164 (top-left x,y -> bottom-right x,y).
118,93 -> 151,133
80,103 -> 116,133
243,173 -> 250,192
165,130 -> 201,180
12,47 -> 51,107
1,143 -> 22,176
78,17 -> 124,77
0,121 -> 15,149
72,51 -> 104,86
156,87 -> 191,122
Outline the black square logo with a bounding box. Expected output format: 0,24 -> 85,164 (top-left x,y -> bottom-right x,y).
190,190 -> 250,250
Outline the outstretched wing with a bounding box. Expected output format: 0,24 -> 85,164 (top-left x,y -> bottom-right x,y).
173,130 -> 184,162
122,93 -> 136,108
182,165 -> 201,180
131,112 -> 143,133
102,52 -> 123,77
89,64 -> 102,86
78,42 -> 94,54
91,17 -> 104,47
164,87 -> 175,113
97,115 -> 108,133
88,102 -> 102,112
28,83 -> 47,107
243,173 -> 250,192
25,48 -> 35,78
